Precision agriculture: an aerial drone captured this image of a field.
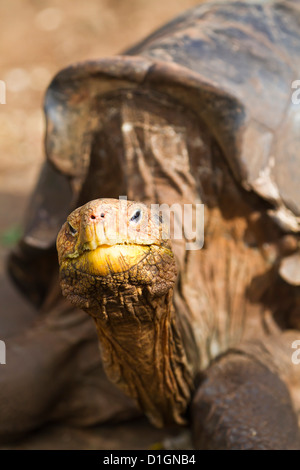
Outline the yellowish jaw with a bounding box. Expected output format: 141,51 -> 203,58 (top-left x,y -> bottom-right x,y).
68,244 -> 151,276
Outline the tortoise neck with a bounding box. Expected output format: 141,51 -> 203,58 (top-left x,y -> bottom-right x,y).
88,286 -> 194,427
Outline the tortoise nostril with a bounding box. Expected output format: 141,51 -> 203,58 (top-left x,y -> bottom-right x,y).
90,213 -> 104,220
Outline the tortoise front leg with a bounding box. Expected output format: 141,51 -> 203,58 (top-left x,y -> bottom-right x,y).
191,350 -> 300,450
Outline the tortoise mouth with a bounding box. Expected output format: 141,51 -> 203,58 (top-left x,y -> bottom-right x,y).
62,243 -> 152,277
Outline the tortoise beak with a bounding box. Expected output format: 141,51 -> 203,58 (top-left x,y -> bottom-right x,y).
67,205 -> 152,276
77,203 -> 124,251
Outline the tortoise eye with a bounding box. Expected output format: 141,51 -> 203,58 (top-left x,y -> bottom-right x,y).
68,222 -> 77,236
130,209 -> 142,224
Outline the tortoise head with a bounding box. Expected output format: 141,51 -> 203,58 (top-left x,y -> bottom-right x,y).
56,198 -> 192,428
56,198 -> 177,310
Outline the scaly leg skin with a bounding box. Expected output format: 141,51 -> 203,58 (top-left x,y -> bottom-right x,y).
191,350 -> 300,450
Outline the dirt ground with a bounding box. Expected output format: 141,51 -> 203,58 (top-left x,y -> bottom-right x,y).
0,0 -> 202,450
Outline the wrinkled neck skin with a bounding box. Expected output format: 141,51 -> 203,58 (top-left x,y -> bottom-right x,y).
85,284 -> 194,427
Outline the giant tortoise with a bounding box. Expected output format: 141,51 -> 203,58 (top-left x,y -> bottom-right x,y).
4,0 -> 300,449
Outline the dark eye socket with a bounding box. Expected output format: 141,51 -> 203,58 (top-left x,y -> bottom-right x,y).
68,222 -> 77,236
130,209 -> 142,223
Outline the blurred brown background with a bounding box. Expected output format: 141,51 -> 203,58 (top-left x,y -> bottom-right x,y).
0,0 -> 202,449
